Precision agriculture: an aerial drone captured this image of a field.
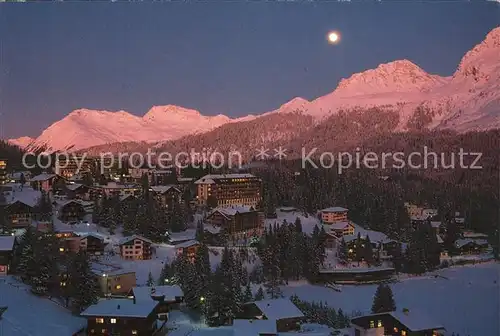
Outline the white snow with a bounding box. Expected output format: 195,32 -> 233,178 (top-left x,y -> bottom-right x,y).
133,285 -> 183,302
232,319 -> 277,335
80,298 -> 157,317
253,298 -> 305,320
282,263 -> 500,336
0,236 -> 16,251
0,277 -> 85,336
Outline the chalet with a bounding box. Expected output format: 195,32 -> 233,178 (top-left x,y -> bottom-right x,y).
59,233 -> 106,255
175,240 -> 200,262
92,263 -> 137,296
325,221 -> 355,237
233,319 -> 278,335
319,207 -> 349,224
0,235 -> 16,275
98,182 -> 141,199
65,183 -> 91,200
131,285 -> 184,316
80,298 -> 159,335
57,200 -> 86,222
454,239 -> 489,255
118,235 -> 153,260
404,203 -> 423,218
238,299 -> 305,332
350,309 -> 446,336
4,200 -> 34,229
29,173 -> 58,193
150,185 -> 182,211
205,205 -> 264,240
422,208 -> 438,219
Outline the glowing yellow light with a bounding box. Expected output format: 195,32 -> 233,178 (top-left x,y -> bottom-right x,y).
328,31 -> 340,44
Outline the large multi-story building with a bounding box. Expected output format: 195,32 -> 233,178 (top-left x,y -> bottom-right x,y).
0,160 -> 7,185
55,155 -> 96,178
194,173 -> 262,208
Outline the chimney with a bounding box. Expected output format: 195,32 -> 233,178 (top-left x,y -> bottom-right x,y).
133,297 -> 136,304
117,305 -> 120,310
402,308 -> 409,315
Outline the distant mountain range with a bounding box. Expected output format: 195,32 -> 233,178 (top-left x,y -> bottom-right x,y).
8,27 -> 500,153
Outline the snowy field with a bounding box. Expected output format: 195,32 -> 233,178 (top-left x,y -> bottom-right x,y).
0,277 -> 85,336
282,263 -> 500,336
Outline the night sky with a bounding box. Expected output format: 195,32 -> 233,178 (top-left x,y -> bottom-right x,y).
1,2 -> 498,138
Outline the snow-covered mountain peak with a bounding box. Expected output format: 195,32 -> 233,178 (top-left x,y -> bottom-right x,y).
454,27 -> 500,82
143,105 -> 202,121
279,97 -> 310,112
7,136 -> 34,149
334,59 -> 445,96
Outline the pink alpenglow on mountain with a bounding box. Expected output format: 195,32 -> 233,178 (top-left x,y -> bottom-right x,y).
8,136 -> 35,149
13,27 -> 500,152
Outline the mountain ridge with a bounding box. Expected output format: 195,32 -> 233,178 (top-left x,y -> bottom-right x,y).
10,26 -> 500,153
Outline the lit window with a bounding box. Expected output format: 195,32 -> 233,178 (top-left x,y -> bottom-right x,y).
394,327 -> 399,332
377,320 -> 382,327
59,248 -> 65,252
369,320 -> 374,328
132,331 -> 138,335
101,330 -> 106,334
96,318 -> 104,323
110,318 -> 117,324
60,281 -> 66,287
401,331 -> 407,336
115,285 -> 121,290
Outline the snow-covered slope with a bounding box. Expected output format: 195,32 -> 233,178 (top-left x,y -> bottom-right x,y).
20,27 -> 500,152
302,27 -> 500,131
7,136 -> 34,149
27,106 -> 247,152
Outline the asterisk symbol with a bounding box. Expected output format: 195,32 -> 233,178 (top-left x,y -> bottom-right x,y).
255,146 -> 270,160
274,146 -> 287,160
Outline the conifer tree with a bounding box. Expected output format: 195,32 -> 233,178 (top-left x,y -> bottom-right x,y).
243,283 -> 253,303
363,235 -> 374,266
338,238 -> 348,265
147,272 -> 154,287
67,251 -> 100,313
371,284 -> 396,314
158,261 -> 175,285
254,286 -> 265,301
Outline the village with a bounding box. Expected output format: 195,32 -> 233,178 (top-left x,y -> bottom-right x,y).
0,156 -> 497,336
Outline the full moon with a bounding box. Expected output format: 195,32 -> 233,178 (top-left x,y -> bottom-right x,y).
328,31 -> 340,44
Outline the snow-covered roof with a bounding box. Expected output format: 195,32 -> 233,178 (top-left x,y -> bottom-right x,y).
436,235 -> 444,244
65,183 -> 84,191
177,177 -> 194,182
175,240 -> 200,249
118,235 -> 152,245
209,205 -> 255,218
80,298 -> 158,318
389,310 -> 444,332
0,235 -> 16,251
150,185 -> 181,194
0,276 -> 85,335
253,298 -> 304,320
462,231 -> 488,239
91,263 -> 135,277
455,239 -> 489,248
343,223 -> 388,243
204,224 -> 222,234
326,221 -> 353,230
29,173 -> 56,182
320,207 -> 348,213
194,174 -> 256,184
232,319 -> 277,335
5,199 -> 35,209
168,229 -> 196,243
132,285 -> 184,302
76,232 -> 105,241
119,194 -> 136,202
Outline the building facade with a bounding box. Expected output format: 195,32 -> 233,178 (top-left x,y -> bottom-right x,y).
0,160 -> 7,185
205,205 -> 264,239
55,155 -> 96,178
195,174 -> 262,208
118,236 -> 153,260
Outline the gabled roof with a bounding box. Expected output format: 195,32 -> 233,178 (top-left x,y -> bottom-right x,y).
252,298 -> 304,320
65,183 -> 86,191
320,207 -> 348,213
0,235 -> 16,251
132,285 -> 184,302
326,221 -> 354,230
118,235 -> 152,245
175,240 -> 200,249
351,310 -> 444,332
232,319 -> 277,335
76,232 -> 105,241
150,185 -> 181,194
455,238 -> 489,248
80,298 -> 157,318
208,205 -> 255,219
29,173 -> 56,182
5,199 -> 35,210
